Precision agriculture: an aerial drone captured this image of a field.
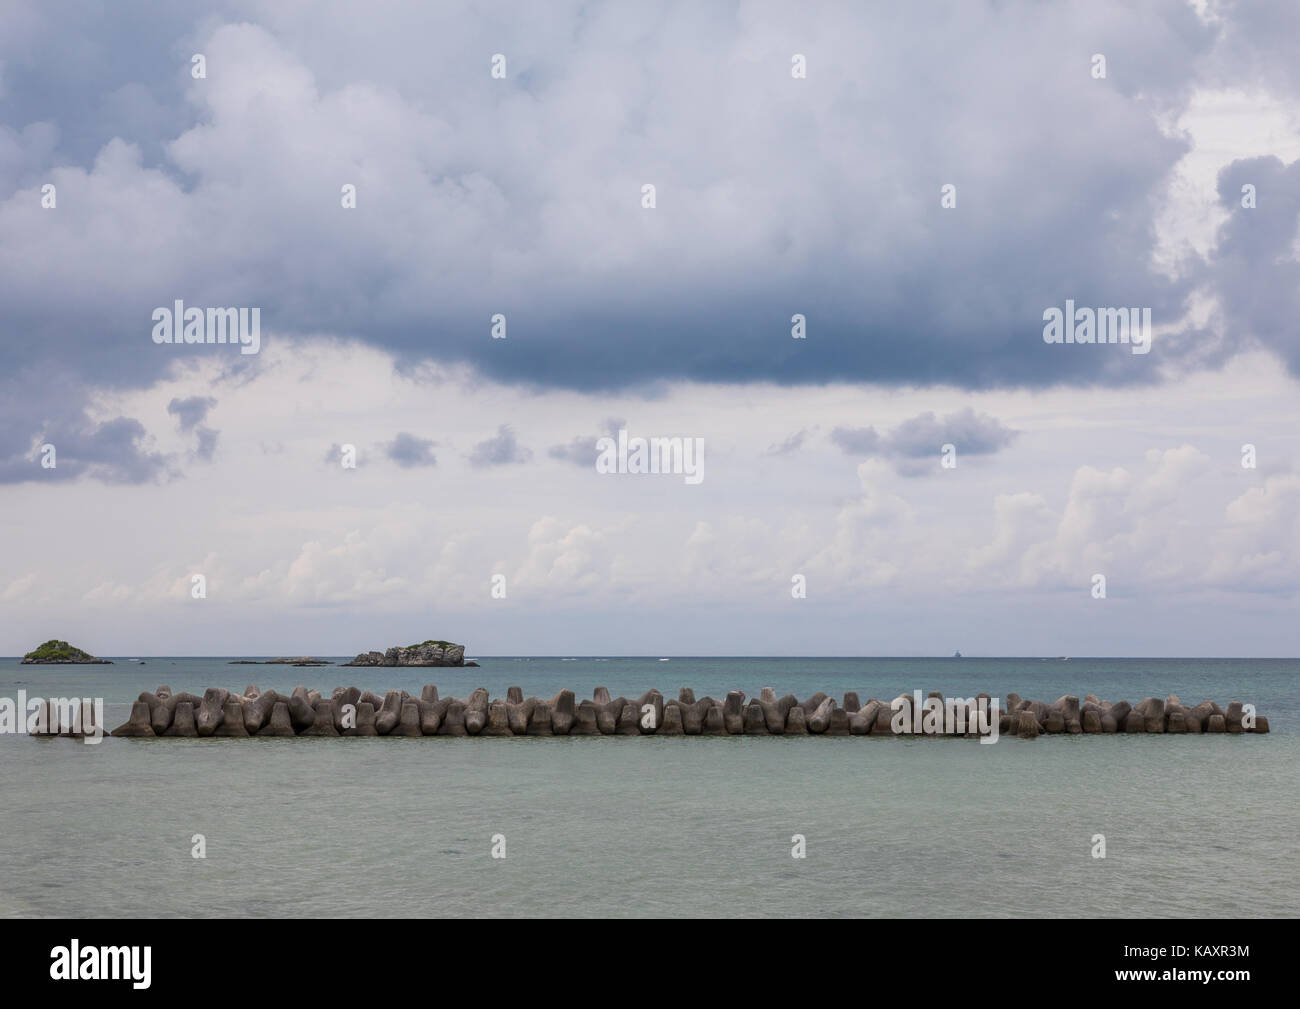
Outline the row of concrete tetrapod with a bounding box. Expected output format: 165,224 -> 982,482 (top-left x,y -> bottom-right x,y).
104,685 -> 1270,738
1002,692 -> 1268,736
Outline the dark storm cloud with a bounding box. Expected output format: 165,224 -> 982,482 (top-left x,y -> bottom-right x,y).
0,0 -> 1295,468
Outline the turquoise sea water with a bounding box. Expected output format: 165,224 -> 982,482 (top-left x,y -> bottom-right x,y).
1,657 -> 1295,918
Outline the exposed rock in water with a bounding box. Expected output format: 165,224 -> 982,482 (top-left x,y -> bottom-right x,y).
343,640 -> 467,666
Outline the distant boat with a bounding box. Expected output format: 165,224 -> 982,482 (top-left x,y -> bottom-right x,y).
953,651 -> 962,658
659,658 -> 670,662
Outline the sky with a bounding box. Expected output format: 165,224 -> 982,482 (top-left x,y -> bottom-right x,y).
1,0 -> 1298,656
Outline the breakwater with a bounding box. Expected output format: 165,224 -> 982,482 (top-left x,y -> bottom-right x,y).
99,685 -> 1271,739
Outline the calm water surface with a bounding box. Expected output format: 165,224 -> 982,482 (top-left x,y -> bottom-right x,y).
1,657 -> 1295,918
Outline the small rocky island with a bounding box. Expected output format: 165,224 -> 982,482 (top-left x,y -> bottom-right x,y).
21,639 -> 112,664
344,640 -> 477,667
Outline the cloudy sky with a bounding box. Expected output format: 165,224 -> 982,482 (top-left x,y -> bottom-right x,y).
2,0 -> 1298,656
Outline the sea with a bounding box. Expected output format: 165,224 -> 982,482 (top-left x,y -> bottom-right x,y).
1,656 -> 1295,918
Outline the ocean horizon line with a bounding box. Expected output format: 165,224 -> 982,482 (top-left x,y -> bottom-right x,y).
6,654 -> 1300,662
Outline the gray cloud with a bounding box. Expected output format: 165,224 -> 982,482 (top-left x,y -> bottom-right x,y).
167,395 -> 216,432
0,412 -> 170,484
384,432 -> 437,468
764,429 -> 810,456
831,409 -> 1017,473
883,408 -> 1019,459
1,1 -> 1297,474
194,425 -> 219,461
549,417 -> 625,466
829,426 -> 881,456
469,425 -> 532,467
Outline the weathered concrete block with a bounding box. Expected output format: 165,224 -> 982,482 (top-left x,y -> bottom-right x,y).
344,701 -> 377,737
843,691 -> 861,713
1017,710 -> 1039,739
1166,711 -> 1186,734
1124,710 -> 1146,733
289,686 -> 316,733
597,698 -> 622,734
254,701 -> 294,737
483,700 -> 514,736
440,699 -> 469,736
723,691 -> 745,734
332,687 -> 361,730
827,707 -> 851,736
659,701 -> 685,735
1082,710 -> 1101,734
373,690 -> 403,734
743,703 -> 768,734
1253,715 -> 1270,734
616,702 -> 640,735
301,699 -> 338,737
592,686 -> 610,706
636,690 -> 664,734
391,700 -> 422,737
166,701 -> 199,737
549,689 -> 575,736
215,699 -> 251,737
507,697 -> 535,734
465,688 -> 490,735
786,704 -> 808,733
419,696 -> 447,734
800,692 -> 829,718
680,699 -> 703,735
679,687 -> 696,705
196,687 -> 230,736
570,700 -> 600,735
506,686 -> 524,704
1051,695 -> 1081,723
761,698 -> 786,735
111,701 -> 156,738
1207,713 -> 1226,733
702,704 -> 726,734
808,696 -> 836,733
526,700 -> 553,736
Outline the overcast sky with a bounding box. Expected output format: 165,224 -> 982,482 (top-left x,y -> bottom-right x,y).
2,0 -> 1298,656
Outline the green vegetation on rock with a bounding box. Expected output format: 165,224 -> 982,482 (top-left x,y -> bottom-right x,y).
21,639 -> 109,663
